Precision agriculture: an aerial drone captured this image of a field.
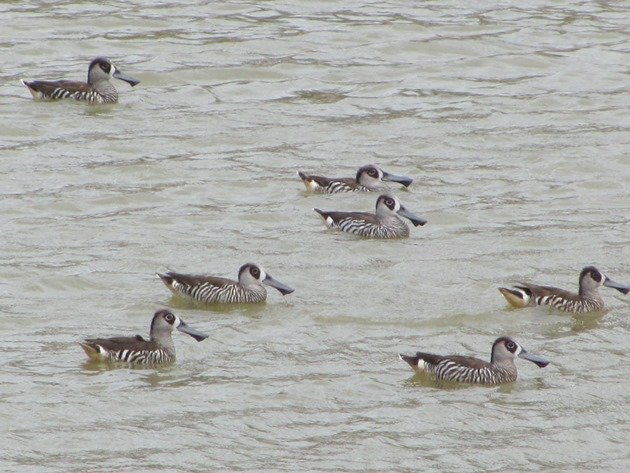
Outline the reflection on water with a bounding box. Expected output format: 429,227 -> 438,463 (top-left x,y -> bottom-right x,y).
163,294 -> 271,317
80,360 -> 177,373
402,374 -> 480,391
568,312 -> 606,334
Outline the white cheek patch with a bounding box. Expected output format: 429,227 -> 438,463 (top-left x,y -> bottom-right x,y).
174,316 -> 182,328
417,359 -> 426,370
325,216 -> 334,227
514,345 -> 522,356
110,65 -> 118,76
258,268 -> 267,281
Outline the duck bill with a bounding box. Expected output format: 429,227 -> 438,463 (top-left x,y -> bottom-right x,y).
176,320 -> 208,342
603,277 -> 630,295
263,275 -> 295,295
113,68 -> 140,87
397,207 -> 427,227
382,172 -> 413,188
518,350 -> 550,368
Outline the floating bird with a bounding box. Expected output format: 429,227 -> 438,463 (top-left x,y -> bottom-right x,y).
79,309 -> 207,365
297,165 -> 413,193
314,194 -> 426,238
499,266 -> 629,313
22,57 -> 139,103
157,263 -> 294,304
399,337 -> 549,385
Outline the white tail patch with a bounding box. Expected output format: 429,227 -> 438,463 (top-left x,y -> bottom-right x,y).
399,354 -> 426,372
79,342 -> 106,361
304,179 -> 320,192
499,287 -> 529,308
297,171 -> 321,192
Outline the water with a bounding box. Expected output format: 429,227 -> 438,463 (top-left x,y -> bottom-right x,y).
1,1 -> 629,471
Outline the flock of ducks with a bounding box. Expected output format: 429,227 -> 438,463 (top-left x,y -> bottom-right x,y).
22,58 -> 629,386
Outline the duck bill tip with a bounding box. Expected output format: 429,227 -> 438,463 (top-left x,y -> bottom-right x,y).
113,71 -> 140,87
383,173 -> 413,188
519,352 -> 550,368
188,332 -> 209,342
397,208 -> 427,226
275,285 -> 295,295
264,276 -> 295,295
177,322 -> 209,342
603,279 -> 630,295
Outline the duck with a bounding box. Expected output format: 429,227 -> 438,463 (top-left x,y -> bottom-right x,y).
499,266 -> 629,313
157,263 -> 294,304
297,164 -> 413,193
22,57 -> 139,103
314,194 -> 426,238
79,309 -> 207,364
399,337 -> 549,385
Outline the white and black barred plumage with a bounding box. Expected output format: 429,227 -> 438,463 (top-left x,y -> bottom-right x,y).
80,309 -> 208,365
157,263 -> 294,304
167,277 -> 266,304
22,57 -> 139,104
297,165 -> 413,194
419,358 -> 517,384
314,194 -> 426,239
318,212 -> 411,238
38,85 -> 116,103
499,266 -> 629,314
88,340 -> 175,364
399,337 -> 550,385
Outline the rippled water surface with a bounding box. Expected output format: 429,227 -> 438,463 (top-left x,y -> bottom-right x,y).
1,1 -> 629,471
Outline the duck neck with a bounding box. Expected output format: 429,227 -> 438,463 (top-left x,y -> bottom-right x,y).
242,282 -> 267,296
578,285 -> 603,302
376,211 -> 403,226
151,332 -> 176,356
491,360 -> 517,376
93,80 -> 118,102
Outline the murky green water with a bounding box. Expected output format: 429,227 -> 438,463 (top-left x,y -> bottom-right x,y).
1,1 -> 629,471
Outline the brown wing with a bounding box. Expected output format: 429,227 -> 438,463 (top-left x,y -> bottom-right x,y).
299,173 -> 363,193
325,211 -> 378,225
414,352 -> 486,368
437,355 -> 492,370
24,80 -> 92,96
300,173 -> 355,186
159,271 -> 236,289
82,335 -> 156,352
515,282 -> 580,301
